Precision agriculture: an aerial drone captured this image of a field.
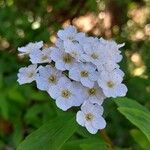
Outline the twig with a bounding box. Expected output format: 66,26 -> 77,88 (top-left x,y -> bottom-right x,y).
99,129 -> 114,148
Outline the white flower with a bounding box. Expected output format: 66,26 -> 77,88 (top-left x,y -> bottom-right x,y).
79,36 -> 99,46
118,43 -> 125,48
17,64 -> 37,84
18,41 -> 43,54
64,40 -> 84,61
69,63 -> 98,88
99,38 -> 123,63
48,77 -> 84,111
72,82 -> 87,106
99,61 -> 119,72
36,65 -> 62,91
55,38 -> 64,48
98,71 -> 127,98
57,26 -> 85,43
29,48 -> 51,64
85,83 -> 106,105
114,68 -> 125,77
76,101 -> 106,134
51,47 -> 76,71
81,41 -> 107,67
99,37 -> 125,48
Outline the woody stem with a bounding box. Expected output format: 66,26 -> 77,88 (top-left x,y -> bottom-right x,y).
99,129 -> 114,148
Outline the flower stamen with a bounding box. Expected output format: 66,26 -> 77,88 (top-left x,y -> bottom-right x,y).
61,89 -> 71,98
85,113 -> 93,121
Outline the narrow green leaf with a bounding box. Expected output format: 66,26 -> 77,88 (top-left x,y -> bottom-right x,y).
12,119 -> 23,147
0,94 -> 9,119
118,107 -> 150,142
114,97 -> 149,112
130,129 -> 150,150
17,114 -> 78,150
61,138 -> 110,150
80,142 -> 109,150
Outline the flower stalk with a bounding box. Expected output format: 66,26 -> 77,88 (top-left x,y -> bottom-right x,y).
100,129 -> 114,148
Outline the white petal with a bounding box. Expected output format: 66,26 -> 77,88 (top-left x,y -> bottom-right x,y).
75,32 -> 86,41
91,104 -> 104,116
81,54 -> 91,62
36,75 -> 48,91
51,48 -> 61,61
81,101 -> 94,114
58,77 -> 71,87
29,49 -> 41,61
48,85 -> 59,99
55,97 -> 71,111
65,63 -> 73,70
74,95 -> 84,106
115,54 -> 122,63
55,60 -> 65,71
115,84 -> 128,97
89,96 -> 104,105
18,41 -> 43,54
102,88 -> 116,98
118,43 -> 125,48
17,65 -> 37,84
114,68 -> 125,77
85,122 -> 98,134
92,116 -> 106,129
88,71 -> 98,81
69,67 -> 80,81
81,78 -> 94,88
76,111 -> 85,126
57,26 -> 76,41
38,65 -> 52,77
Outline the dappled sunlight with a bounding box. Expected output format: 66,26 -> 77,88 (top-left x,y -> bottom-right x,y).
126,4 -> 150,41
0,0 -> 150,149
131,53 -> 142,67
133,66 -> 146,76
73,13 -> 98,32
0,38 -> 10,50
126,51 -> 146,77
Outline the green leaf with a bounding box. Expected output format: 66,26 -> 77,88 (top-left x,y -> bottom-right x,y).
0,94 -> 9,119
12,119 -> 23,147
80,142 -> 109,150
114,97 -> 149,112
17,114 -> 78,150
61,138 -> 110,150
30,92 -> 49,101
118,107 -> 150,142
24,103 -> 56,128
114,97 -> 150,142
130,129 -> 150,150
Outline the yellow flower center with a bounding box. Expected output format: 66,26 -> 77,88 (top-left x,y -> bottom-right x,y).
71,51 -> 77,57
41,55 -> 48,61
91,53 -> 98,59
88,88 -> 97,96
85,113 -> 93,121
107,80 -> 114,88
62,54 -> 73,63
27,72 -> 34,78
61,89 -> 71,98
48,75 -> 57,83
67,36 -> 74,40
80,71 -> 89,77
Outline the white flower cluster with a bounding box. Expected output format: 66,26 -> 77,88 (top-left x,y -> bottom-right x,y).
17,26 -> 127,134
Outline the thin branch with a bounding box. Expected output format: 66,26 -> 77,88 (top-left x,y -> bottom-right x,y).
99,129 -> 114,148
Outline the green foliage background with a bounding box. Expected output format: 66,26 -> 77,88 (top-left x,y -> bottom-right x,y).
0,0 -> 150,149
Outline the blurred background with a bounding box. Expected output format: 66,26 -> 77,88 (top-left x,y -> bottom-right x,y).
0,0 -> 150,149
